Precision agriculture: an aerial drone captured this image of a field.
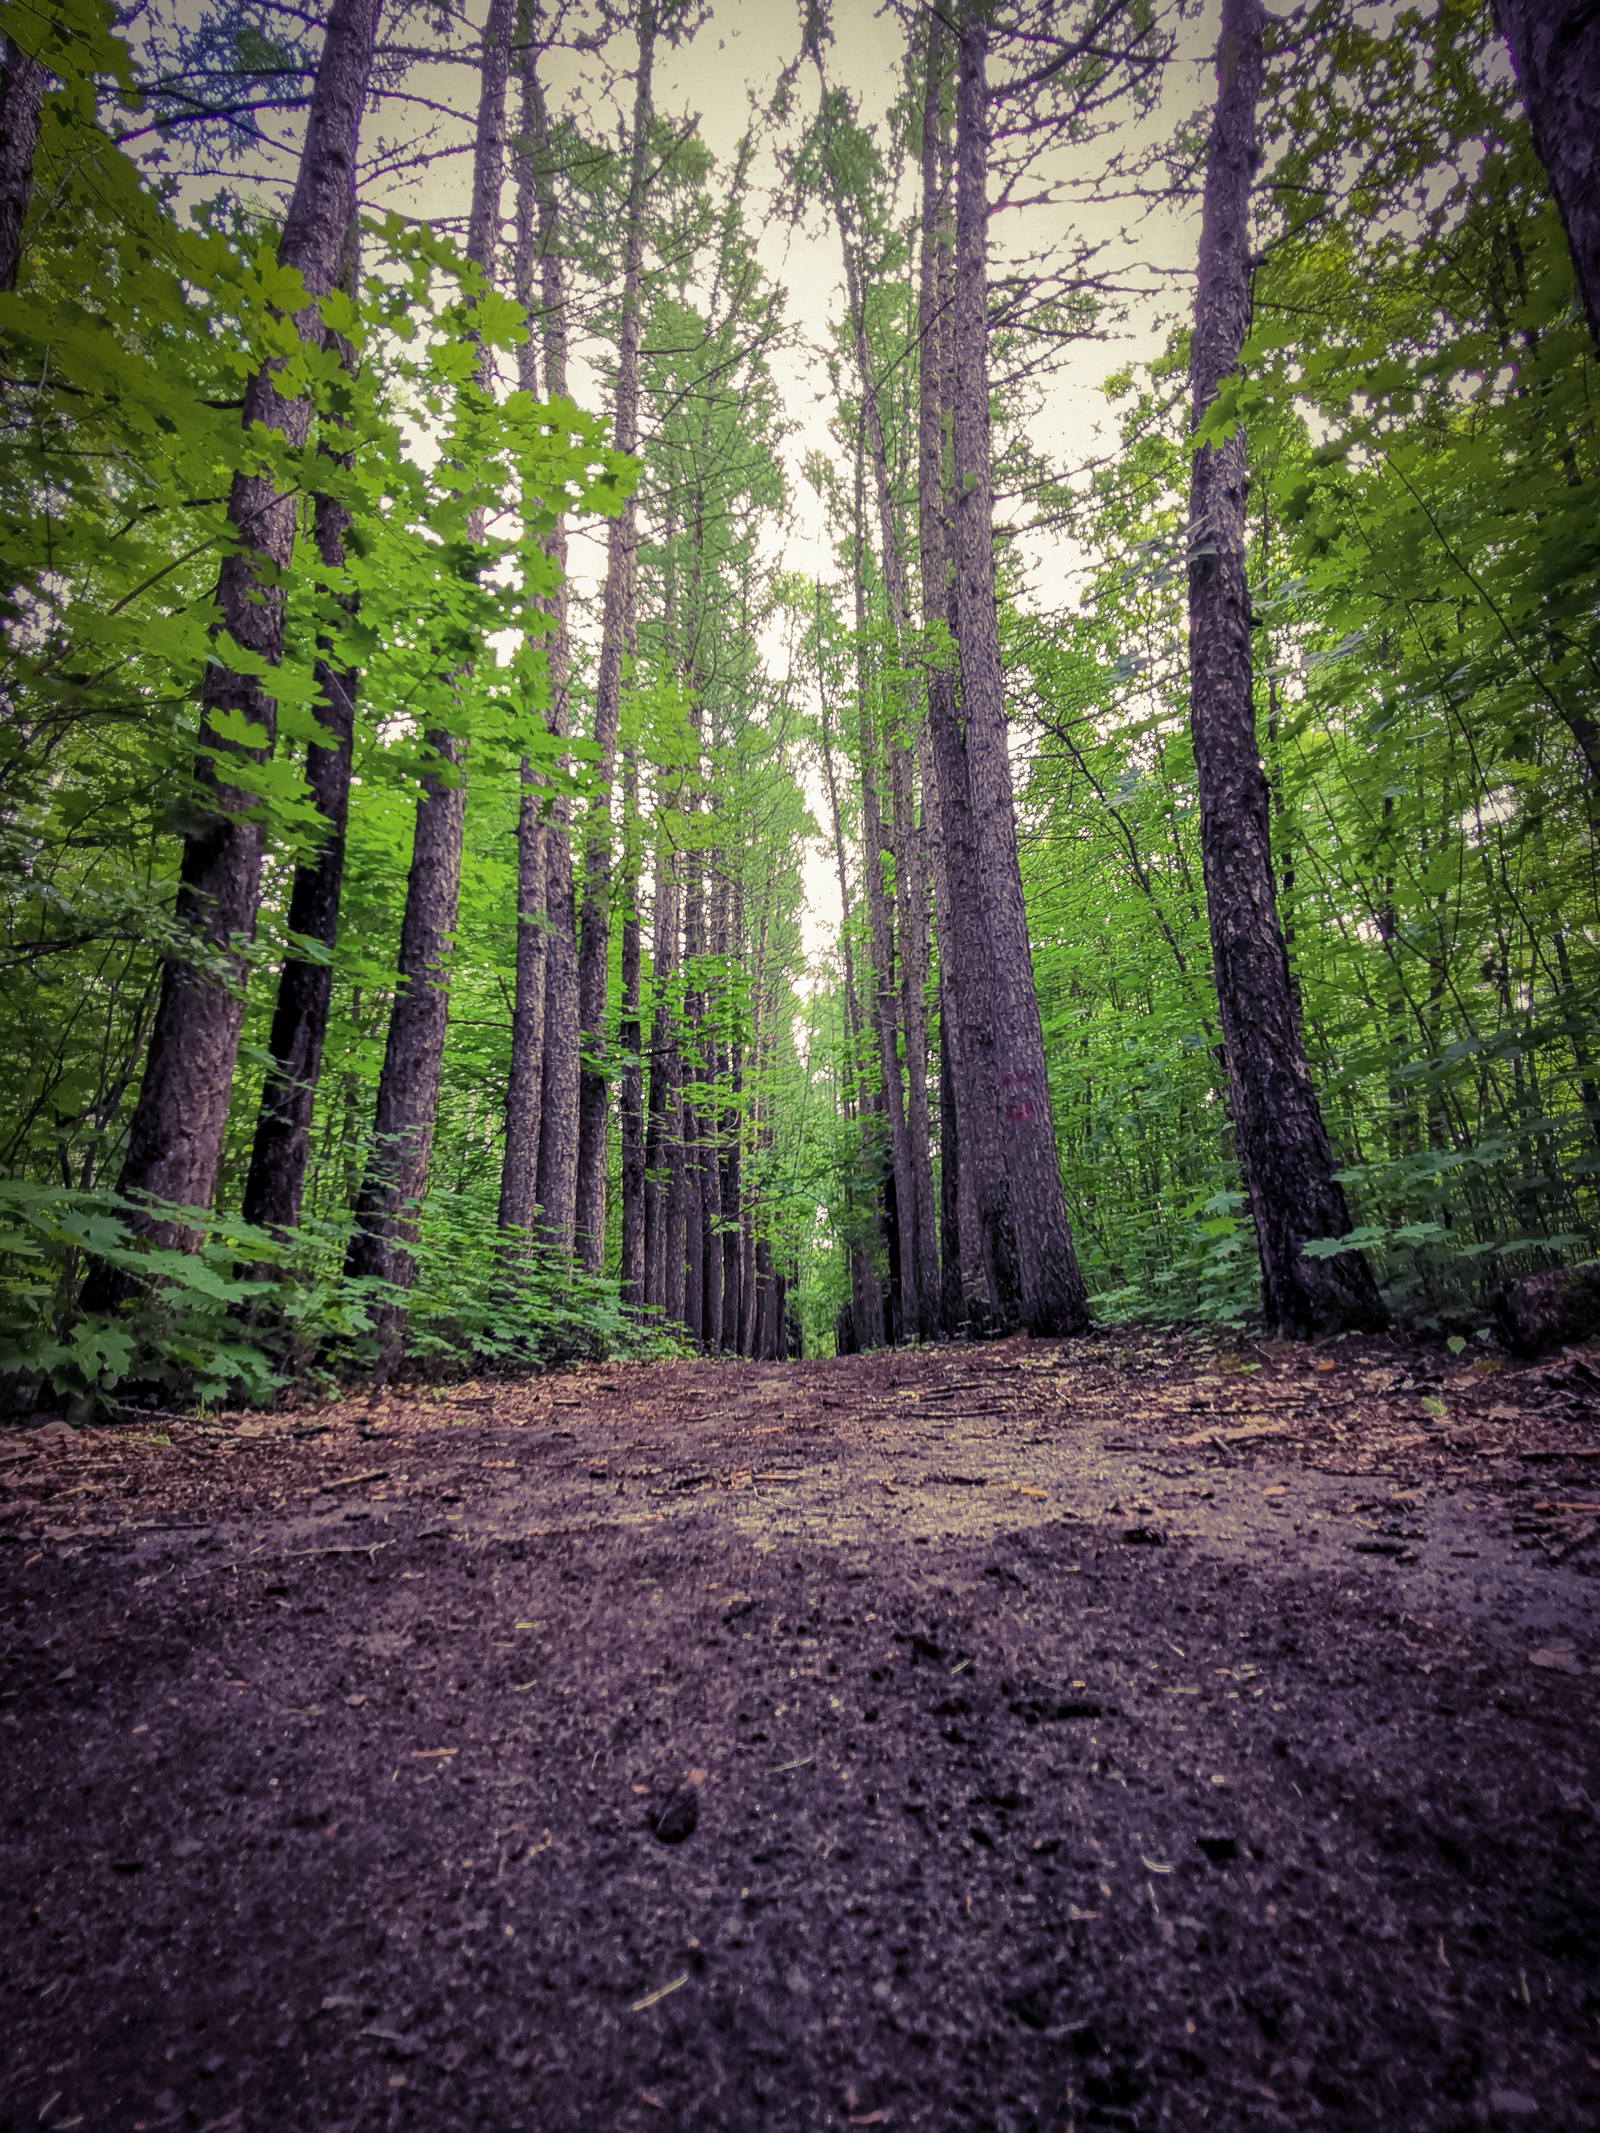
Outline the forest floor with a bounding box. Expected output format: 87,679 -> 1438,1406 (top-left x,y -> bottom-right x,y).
3,1327 -> 1600,2133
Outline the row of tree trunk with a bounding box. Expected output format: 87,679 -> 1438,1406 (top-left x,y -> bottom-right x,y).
69,0 -> 1599,1355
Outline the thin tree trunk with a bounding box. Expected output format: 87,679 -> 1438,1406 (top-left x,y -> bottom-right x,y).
682,773 -> 705,1345
643,824 -> 677,1310
721,873 -> 744,1349
816,585 -> 886,1351
741,904 -> 769,1356
83,0 -> 381,1312
700,859 -> 724,1353
1187,0 -> 1386,1337
952,4 -> 1090,1336
528,39 -> 577,1262
497,12 -> 562,1244
345,0 -> 513,1327
0,35 -> 46,294
852,426 -> 919,1344
241,204 -> 363,1238
619,736 -> 645,1303
1496,0 -> 1600,359
574,0 -> 654,1270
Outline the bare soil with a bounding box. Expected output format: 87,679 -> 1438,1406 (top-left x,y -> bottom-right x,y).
4,1327 -> 1600,2133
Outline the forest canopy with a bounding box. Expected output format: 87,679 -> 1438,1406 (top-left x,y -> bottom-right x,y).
0,0 -> 1596,1419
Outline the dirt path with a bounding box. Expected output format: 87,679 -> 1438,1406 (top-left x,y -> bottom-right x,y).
4,1330 -> 1599,2132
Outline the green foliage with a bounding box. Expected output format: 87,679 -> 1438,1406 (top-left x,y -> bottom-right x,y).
1013,0 -> 1600,1329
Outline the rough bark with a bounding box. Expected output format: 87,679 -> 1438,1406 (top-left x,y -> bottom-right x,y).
523,35 -> 576,1263
916,16 -> 987,1336
344,0 -> 513,1319
0,36 -> 47,294
82,0 -> 381,1309
1187,0 -> 1386,1337
952,5 -> 1090,1336
1494,1260 -> 1600,1356
851,425 -> 919,1344
1496,0 -> 1600,360
240,206 -> 363,1238
496,15 -> 562,1245
574,0 -> 654,1271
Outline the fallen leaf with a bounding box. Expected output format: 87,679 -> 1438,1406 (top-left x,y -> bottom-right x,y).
849,2116 -> 889,2127
1529,1646 -> 1584,1675
640,2093 -> 664,2111
411,1748 -> 458,1760
1012,1484 -> 1048,1500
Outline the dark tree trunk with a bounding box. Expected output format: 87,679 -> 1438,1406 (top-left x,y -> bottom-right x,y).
816,613 -> 886,1352
574,0 -> 654,1271
344,0 -> 513,1331
699,860 -> 724,1354
619,742 -> 645,1304
720,875 -> 743,1349
852,431 -> 918,1345
683,1086 -> 704,1344
952,5 -> 1090,1337
1496,0 -> 1600,359
536,802 -> 579,1255
240,207 -> 363,1239
755,1236 -> 776,1360
531,63 -> 579,1259
498,19 -> 566,1245
664,998 -> 688,1330
0,36 -> 47,294
917,16 -> 986,1336
644,837 -> 679,1313
83,0 -> 382,1313
1187,0 -> 1386,1338
344,737 -> 467,1295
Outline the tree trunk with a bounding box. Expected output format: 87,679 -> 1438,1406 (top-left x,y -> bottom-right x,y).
1496,0 -> 1600,359
574,0 -> 654,1271
82,0 -> 381,1311
497,16 -> 564,1245
1187,0 -> 1386,1337
852,426 -> 919,1344
816,591 -> 886,1352
916,15 -> 986,1336
0,35 -> 47,294
952,4 -> 1090,1336
721,873 -> 744,1349
240,205 -> 363,1238
643,835 -> 678,1310
700,859 -> 724,1354
344,0 -> 513,1326
619,739 -> 645,1303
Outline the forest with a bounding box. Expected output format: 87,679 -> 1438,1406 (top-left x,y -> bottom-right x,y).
1,0 -> 1597,1418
